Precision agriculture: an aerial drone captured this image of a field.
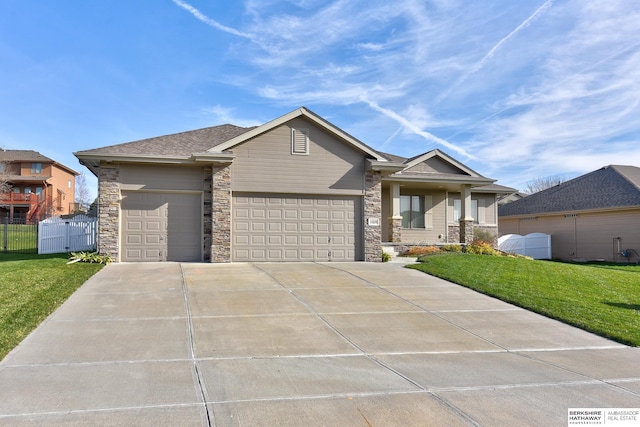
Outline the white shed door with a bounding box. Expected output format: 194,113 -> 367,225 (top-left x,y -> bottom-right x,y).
121,191 -> 201,262
232,193 -> 360,262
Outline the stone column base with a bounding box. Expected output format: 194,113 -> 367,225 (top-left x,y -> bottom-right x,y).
459,219 -> 474,244
389,216 -> 402,243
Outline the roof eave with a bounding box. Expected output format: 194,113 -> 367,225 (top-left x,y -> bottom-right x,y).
384,175 -> 495,187
367,160 -> 405,175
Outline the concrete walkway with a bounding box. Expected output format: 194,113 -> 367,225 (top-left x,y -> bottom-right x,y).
1,262 -> 639,426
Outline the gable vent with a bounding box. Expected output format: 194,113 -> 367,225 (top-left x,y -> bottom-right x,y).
291,128 -> 309,155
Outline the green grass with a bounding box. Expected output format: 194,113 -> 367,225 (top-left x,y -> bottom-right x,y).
0,224 -> 38,253
408,253 -> 640,346
0,253 -> 104,360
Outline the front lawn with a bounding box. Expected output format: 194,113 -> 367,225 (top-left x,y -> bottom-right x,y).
408,253 -> 640,346
0,253 -> 104,361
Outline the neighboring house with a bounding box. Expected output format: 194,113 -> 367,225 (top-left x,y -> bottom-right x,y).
0,149 -> 79,222
75,107 -> 513,263
499,165 -> 640,262
497,190 -> 527,206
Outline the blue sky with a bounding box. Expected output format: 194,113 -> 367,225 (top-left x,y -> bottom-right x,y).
2,0 -> 640,201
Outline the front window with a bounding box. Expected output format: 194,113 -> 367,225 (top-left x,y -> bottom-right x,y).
401,195 -> 425,228
25,187 -> 31,194
35,187 -> 43,198
12,187 -> 20,193
453,199 -> 479,224
31,163 -> 42,174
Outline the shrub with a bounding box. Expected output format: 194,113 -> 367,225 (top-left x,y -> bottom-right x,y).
403,246 -> 442,256
381,251 -> 391,262
473,228 -> 496,245
440,244 -> 462,253
68,251 -> 112,265
464,240 -> 500,256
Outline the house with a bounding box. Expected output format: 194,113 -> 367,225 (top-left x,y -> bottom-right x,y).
498,165 -> 640,262
497,190 -> 527,206
75,107 -> 513,263
0,150 -> 79,222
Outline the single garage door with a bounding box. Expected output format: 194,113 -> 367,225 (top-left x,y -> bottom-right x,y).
121,191 -> 202,262
232,193 -> 361,262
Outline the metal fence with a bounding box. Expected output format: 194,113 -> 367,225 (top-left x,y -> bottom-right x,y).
1,215 -> 39,254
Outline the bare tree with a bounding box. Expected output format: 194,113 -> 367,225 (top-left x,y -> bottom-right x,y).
0,160 -> 12,194
524,175 -> 565,194
74,173 -> 91,212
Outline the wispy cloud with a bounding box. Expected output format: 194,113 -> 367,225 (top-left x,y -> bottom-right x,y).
360,96 -> 475,159
171,0 -> 640,187
436,0 -> 554,103
201,105 -> 262,128
171,0 -> 256,41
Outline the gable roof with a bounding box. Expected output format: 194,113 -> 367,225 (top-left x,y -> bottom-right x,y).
0,149 -> 54,163
499,165 -> 640,217
382,149 -> 495,187
0,149 -> 79,175
211,107 -> 388,161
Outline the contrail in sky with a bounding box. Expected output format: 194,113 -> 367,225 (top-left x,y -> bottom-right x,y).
436,0 -> 554,103
361,96 -> 475,159
171,0 -> 254,41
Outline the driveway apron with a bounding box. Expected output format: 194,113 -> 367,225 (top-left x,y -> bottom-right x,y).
0,261 -> 639,426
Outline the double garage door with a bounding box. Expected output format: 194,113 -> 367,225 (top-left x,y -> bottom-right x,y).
232,193 -> 361,262
121,191 -> 202,262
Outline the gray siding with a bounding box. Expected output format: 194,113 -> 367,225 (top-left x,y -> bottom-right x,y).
119,164 -> 204,191
230,117 -> 366,195
405,157 -> 464,174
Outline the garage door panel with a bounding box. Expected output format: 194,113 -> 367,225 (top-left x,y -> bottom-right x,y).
122,191 -> 202,262
232,193 -> 360,262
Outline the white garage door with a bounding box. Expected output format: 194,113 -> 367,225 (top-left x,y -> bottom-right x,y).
232,193 -> 361,262
121,191 -> 202,262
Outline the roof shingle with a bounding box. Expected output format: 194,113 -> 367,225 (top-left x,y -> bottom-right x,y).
499,165 -> 640,216
75,124 -> 255,157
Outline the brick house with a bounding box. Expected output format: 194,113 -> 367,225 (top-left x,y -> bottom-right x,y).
0,150 -> 79,222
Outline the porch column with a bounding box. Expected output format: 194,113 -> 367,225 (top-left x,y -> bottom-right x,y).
388,183 -> 402,243
211,164 -> 232,263
459,184 -> 474,244
364,170 -> 382,262
97,164 -> 120,260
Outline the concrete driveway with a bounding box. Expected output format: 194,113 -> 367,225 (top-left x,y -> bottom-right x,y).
1,261 -> 639,426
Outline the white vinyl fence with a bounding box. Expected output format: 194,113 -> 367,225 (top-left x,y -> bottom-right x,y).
38,215 -> 97,254
498,233 -> 552,260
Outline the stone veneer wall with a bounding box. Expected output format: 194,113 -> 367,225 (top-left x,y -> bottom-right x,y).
389,217 -> 402,243
202,166 -> 213,262
459,219 -> 474,244
211,164 -> 231,262
98,165 -> 120,260
364,170 -> 382,262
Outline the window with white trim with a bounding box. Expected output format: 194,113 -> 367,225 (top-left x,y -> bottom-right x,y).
291,128 -> 309,155
453,199 -> 481,224
400,195 -> 432,229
